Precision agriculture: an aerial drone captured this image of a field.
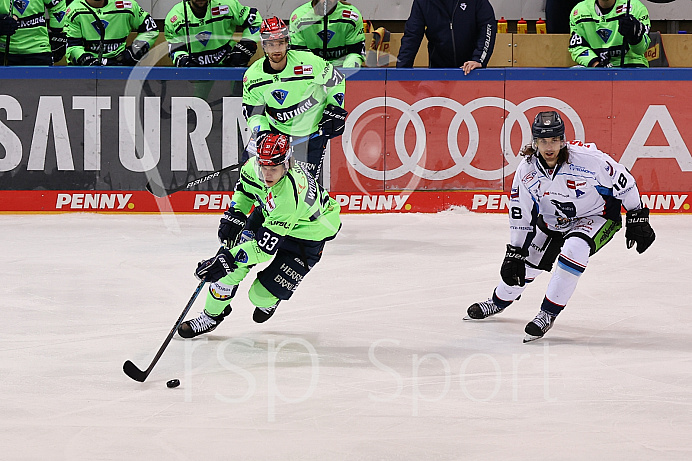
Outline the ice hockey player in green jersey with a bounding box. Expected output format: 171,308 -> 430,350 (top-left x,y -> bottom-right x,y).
242,16 -> 347,179
65,0 -> 158,66
0,0 -> 67,65
289,0 -> 365,68
569,0 -> 651,67
178,133 -> 341,337
164,0 -> 261,67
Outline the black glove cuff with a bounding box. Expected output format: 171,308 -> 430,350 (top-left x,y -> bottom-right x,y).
504,244 -> 527,260
626,207 -> 649,224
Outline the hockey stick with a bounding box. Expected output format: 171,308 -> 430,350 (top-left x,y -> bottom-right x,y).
620,0 -> 631,68
145,161 -> 243,198
182,0 -> 192,55
322,0 -> 328,60
145,130 -> 319,197
82,1 -> 105,65
3,0 -> 13,66
123,280 -> 206,382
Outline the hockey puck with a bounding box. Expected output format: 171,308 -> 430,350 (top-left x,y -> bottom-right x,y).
166,379 -> 180,388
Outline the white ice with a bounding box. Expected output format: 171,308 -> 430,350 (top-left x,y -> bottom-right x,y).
2,211 -> 691,460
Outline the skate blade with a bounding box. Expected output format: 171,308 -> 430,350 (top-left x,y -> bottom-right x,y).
523,333 -> 544,343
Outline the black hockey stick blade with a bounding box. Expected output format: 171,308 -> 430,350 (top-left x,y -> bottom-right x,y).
123,280 -> 206,383
144,162 -> 243,198
145,179 -> 168,198
123,360 -> 147,382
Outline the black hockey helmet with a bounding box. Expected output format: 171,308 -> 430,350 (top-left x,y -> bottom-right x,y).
532,111 -> 565,139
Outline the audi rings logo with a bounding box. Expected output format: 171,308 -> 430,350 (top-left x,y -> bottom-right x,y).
342,96 -> 585,182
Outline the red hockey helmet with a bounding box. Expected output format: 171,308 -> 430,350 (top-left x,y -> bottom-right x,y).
260,17 -> 290,43
257,133 -> 292,167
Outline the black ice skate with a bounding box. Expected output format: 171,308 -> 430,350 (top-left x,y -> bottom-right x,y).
464,298 -> 505,320
178,305 -> 231,338
253,302 -> 280,323
523,310 -> 555,343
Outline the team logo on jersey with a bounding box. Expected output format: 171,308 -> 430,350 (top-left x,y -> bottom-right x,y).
522,170 -> 537,183
54,11 -> 65,23
91,20 -> 109,36
195,31 -> 212,47
13,0 -> 29,15
605,161 -> 614,176
459,3 -> 467,11
234,249 -> 249,264
333,92 -> 344,106
293,65 -> 313,75
115,0 -> 132,9
551,200 -> 577,218
342,10 -> 359,21
271,89 -> 289,104
317,29 -> 335,44
596,28 -> 612,43
211,5 -> 229,16
249,26 -> 260,34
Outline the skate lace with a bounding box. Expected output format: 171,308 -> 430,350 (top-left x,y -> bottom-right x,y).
478,299 -> 501,316
188,312 -> 216,333
533,311 -> 554,331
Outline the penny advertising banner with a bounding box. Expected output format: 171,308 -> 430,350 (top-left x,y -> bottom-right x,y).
0,68 -> 690,214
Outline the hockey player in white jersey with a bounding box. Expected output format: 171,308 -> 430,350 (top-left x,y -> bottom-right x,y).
465,111 -> 656,342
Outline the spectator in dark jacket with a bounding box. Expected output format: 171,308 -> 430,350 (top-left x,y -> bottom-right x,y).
545,0 -> 580,34
397,0 -> 496,73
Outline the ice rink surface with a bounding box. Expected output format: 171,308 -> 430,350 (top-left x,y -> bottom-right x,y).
1,210 -> 691,460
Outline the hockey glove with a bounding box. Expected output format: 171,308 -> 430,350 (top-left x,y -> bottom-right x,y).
225,39 -> 257,67
595,55 -> 612,68
500,244 -> 528,287
76,54 -> 105,66
218,208 -> 247,246
625,208 -> 655,254
195,248 -> 237,283
114,40 -> 150,66
618,15 -> 646,44
0,14 -> 18,37
319,105 -> 348,139
175,54 -> 198,67
48,28 -> 67,63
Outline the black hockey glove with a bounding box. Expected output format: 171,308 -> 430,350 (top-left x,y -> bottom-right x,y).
319,105 -> 348,139
175,54 -> 198,67
594,54 -> 612,68
500,244 -> 528,287
0,14 -> 18,37
618,15 -> 646,44
225,39 -> 257,67
113,40 -> 150,66
48,28 -> 67,63
218,208 -> 247,246
625,208 -> 655,254
195,247 -> 237,283
76,54 -> 105,66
